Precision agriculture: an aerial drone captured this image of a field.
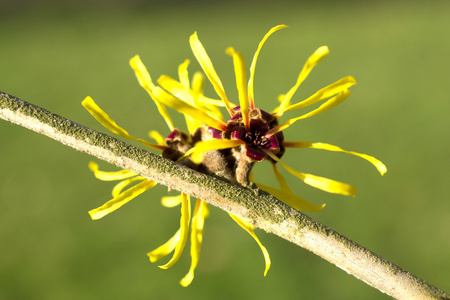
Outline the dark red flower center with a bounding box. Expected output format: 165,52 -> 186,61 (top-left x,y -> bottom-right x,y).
212,106 -> 285,162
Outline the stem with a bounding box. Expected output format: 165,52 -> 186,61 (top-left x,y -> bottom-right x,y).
1,91 -> 448,299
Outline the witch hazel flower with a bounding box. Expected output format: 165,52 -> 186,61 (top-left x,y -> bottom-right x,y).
81,24 -> 386,286
82,57 -> 269,286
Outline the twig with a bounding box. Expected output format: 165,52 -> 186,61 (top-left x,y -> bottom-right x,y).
1,91 -> 448,300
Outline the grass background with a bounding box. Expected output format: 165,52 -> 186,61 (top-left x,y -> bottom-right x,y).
1,1 -> 449,299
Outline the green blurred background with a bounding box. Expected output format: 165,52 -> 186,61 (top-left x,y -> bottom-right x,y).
1,1 -> 449,299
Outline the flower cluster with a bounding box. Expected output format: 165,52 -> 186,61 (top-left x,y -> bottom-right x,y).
82,25 -> 386,286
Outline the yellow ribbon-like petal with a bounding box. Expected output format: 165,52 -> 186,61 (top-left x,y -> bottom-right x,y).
191,71 -> 204,94
248,24 -> 288,108
198,95 -> 228,121
152,85 -> 227,131
129,55 -> 156,90
148,130 -> 165,146
228,213 -> 271,277
148,229 -> 181,263
276,46 -> 330,117
159,193 -> 191,269
226,47 -> 250,129
129,55 -> 175,132
191,72 -> 227,115
158,74 -> 209,134
192,71 -> 227,117
265,150 -> 356,196
270,94 -> 287,116
178,59 -> 191,90
157,74 -> 201,133
184,139 -> 246,164
267,89 -> 351,137
280,76 -> 357,114
111,176 -> 147,198
161,193 -> 183,208
198,95 -> 228,108
158,75 -> 193,104
283,141 -> 387,175
89,180 -> 157,220
190,32 -> 233,115
191,73 -> 227,119
82,96 -> 166,151
180,199 -> 210,287
88,161 -> 137,181
178,60 -> 205,133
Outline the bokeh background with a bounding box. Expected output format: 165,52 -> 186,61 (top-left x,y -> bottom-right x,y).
1,1 -> 449,299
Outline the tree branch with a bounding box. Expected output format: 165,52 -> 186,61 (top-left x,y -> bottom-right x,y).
1,91 -> 448,299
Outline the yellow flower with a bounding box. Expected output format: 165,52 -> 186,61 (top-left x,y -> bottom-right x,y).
82,24 -> 386,286
82,56 -> 269,287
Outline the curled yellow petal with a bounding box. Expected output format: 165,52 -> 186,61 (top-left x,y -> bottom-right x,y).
291,88 -> 351,121
192,72 -> 223,117
112,176 -> 147,198
111,176 -> 147,198
271,94 -> 286,115
148,130 -> 165,146
276,46 -> 330,117
283,141 -> 387,175
226,47 -> 250,129
271,162 -> 289,191
180,199 -> 210,287
159,193 -> 191,269
129,55 -> 175,132
129,55 -> 156,90
198,95 -> 228,122
190,32 -> 233,115
267,89 -> 351,136
88,161 -> 137,181
184,139 -> 246,164
81,97 -> 129,138
82,96 -> 166,151
158,75 -> 193,104
248,24 -> 288,108
157,75 -> 203,133
153,85 -> 227,131
161,193 -> 183,208
198,95 -> 228,108
228,213 -> 271,277
178,59 -> 191,89
190,71 -> 228,124
265,150 -> 356,196
89,180 -> 157,220
191,71 -> 204,94
148,229 -> 181,263
281,76 -> 357,114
